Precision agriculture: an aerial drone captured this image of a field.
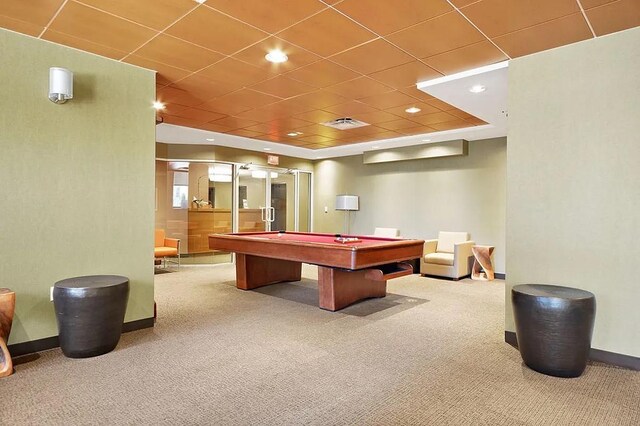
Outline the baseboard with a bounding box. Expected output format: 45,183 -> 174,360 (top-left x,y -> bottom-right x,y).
8,317 -> 155,358
504,331 -> 639,371
495,273 -> 506,280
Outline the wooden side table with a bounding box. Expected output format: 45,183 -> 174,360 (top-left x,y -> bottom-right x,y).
0,288 -> 16,377
471,245 -> 495,281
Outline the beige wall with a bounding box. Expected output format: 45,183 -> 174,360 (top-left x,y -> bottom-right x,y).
314,138 -> 507,273
0,29 -> 156,345
506,27 -> 640,357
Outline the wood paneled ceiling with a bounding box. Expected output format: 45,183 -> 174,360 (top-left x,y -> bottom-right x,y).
2,0 -> 638,150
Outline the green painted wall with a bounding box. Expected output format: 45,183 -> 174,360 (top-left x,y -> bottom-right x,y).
506,27 -> 640,357
313,138 -> 507,273
0,29 -> 156,345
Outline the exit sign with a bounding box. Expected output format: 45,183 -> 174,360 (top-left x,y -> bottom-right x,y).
267,155 -> 279,165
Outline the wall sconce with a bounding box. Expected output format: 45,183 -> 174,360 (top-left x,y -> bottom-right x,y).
49,67 -> 73,104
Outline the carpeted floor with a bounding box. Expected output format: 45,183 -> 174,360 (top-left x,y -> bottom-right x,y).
1,264 -> 638,425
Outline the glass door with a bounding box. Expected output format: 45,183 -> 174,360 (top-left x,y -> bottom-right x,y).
237,168 -> 268,232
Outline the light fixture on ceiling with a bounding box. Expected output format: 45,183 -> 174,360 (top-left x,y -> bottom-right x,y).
405,107 -> 421,114
49,67 -> 73,104
153,101 -> 165,110
205,138 -> 215,141
287,131 -> 303,137
469,84 -> 486,93
194,0 -> 207,4
265,50 -> 288,63
263,148 -> 271,151
421,138 -> 431,142
417,61 -> 508,89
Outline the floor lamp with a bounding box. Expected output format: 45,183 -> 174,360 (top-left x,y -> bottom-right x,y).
335,195 -> 359,235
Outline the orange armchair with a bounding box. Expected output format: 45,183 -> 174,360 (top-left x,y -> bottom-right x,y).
155,229 -> 180,269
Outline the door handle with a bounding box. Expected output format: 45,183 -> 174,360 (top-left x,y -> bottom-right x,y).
268,207 -> 275,223
260,207 -> 265,222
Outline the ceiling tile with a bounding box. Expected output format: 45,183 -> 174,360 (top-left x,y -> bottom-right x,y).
424,98 -> 457,111
162,115 -> 205,128
465,117 -> 487,125
493,13 -> 592,58
449,0 -> 480,6
165,5 -> 267,54
77,0 -> 196,30
293,110 -> 340,124
423,40 -> 508,74
277,8 -> 376,56
157,86 -> 211,107
322,101 -> 380,116
124,55 -> 192,85
212,89 -> 280,109
386,11 -> 485,58
204,0 -> 325,33
325,77 -> 393,99
429,119 -> 471,131
335,0 -> 452,35
585,0 -> 640,36
227,129 -> 264,138
285,60 -> 360,88
250,75 -> 316,98
172,107 -> 227,123
42,29 -> 127,60
459,0 -> 580,38
236,108 -> 289,123
384,102 -> 441,117
349,110 -> 401,124
208,116 -> 259,130
198,122 -> 234,133
291,123 -> 345,137
197,98 -> 252,116
1,0 -> 64,27
298,135 -> 335,144
410,111 -> 460,125
200,57 -> 274,88
232,37 -> 320,72
48,1 -> 156,52
0,15 -> 44,36
398,86 -> 437,103
369,60 -> 442,90
581,0 -> 617,7
134,34 -> 224,71
358,90 -> 418,110
170,74 -> 235,99
330,39 -> 414,75
377,118 -> 420,131
399,126 -> 436,136
158,103 -> 190,116
448,109 -> 475,120
267,118 -> 314,131
288,90 -> 349,109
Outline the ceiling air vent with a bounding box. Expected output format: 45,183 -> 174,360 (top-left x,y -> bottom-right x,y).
321,117 -> 370,130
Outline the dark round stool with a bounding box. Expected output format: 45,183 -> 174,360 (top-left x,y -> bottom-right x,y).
512,284 -> 595,378
53,275 -> 129,358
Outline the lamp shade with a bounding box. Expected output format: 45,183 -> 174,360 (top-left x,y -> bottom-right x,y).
335,195 -> 359,211
49,67 -> 73,103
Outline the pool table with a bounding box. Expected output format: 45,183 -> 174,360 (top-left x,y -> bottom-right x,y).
208,231 -> 424,311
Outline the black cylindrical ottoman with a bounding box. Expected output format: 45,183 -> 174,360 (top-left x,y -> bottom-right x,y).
53,275 -> 129,358
512,284 -> 595,378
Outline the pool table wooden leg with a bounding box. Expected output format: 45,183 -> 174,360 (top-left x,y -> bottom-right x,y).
236,254 -> 302,290
317,267 -> 387,311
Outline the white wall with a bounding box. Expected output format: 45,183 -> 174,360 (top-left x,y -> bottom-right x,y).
314,137 -> 507,273
506,27 -> 640,357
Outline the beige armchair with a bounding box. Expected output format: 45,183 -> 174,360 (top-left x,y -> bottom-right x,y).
420,231 -> 474,280
373,227 -> 400,238
155,229 -> 180,269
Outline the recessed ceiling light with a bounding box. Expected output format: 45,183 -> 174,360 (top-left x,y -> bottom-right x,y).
263,148 -> 271,151
469,84 -> 486,93
194,0 -> 206,4
206,138 -> 214,141
372,146 -> 380,149
153,101 -> 165,110
287,132 -> 298,137
421,138 -> 431,142
405,107 -> 421,114
265,50 -> 288,63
